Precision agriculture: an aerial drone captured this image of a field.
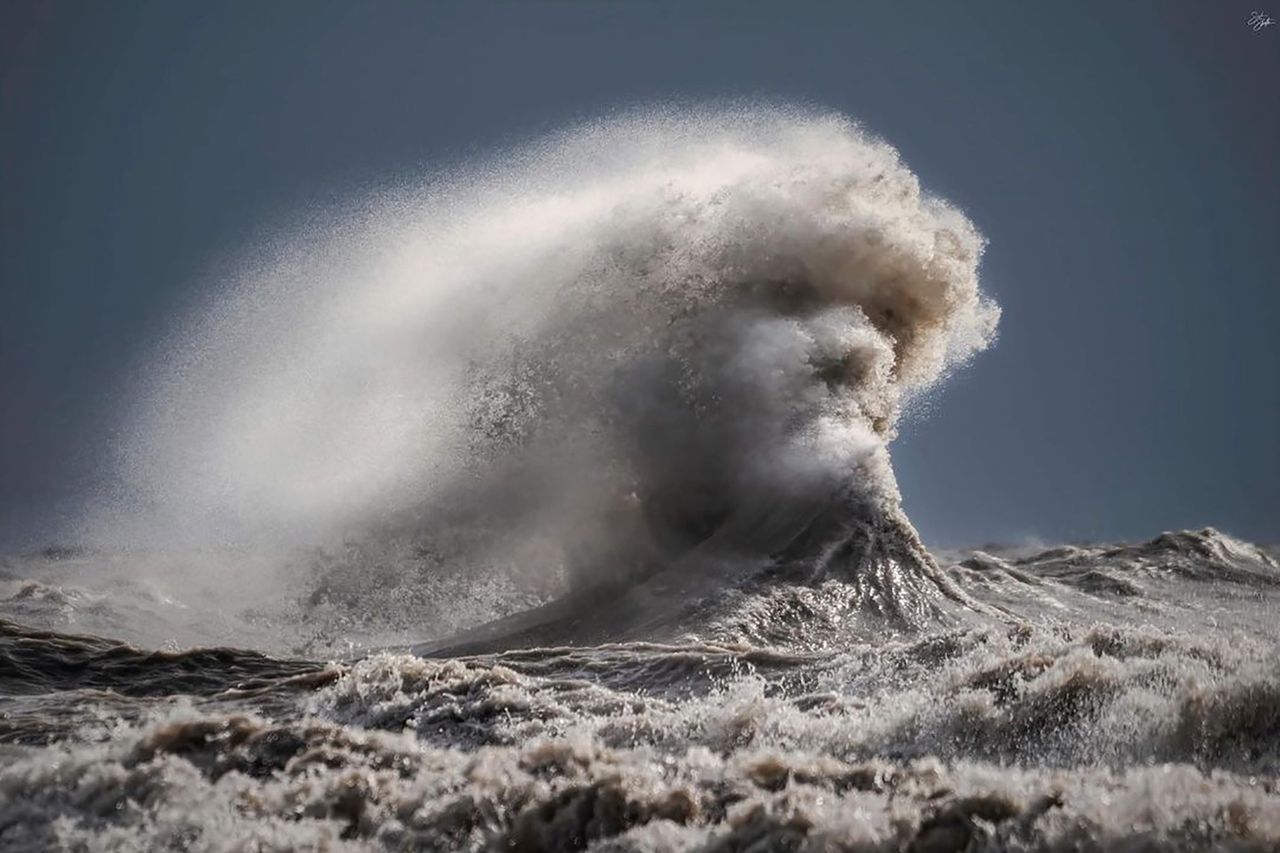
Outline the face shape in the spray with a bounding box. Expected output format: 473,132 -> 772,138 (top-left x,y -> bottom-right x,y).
567,301 -> 894,574
96,109 -> 996,569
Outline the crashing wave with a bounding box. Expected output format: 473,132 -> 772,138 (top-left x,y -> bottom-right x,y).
83,107 -> 999,650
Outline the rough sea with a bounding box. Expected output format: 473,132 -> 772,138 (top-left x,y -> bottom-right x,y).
2,107 -> 1276,851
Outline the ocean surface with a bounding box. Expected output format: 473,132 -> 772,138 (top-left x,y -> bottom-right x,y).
2,529 -> 1279,851
3,107 -> 1276,850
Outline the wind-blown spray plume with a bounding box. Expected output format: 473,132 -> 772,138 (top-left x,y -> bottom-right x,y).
87,107 -> 1000,650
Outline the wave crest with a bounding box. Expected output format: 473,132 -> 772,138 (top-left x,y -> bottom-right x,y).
89,107 -> 1000,648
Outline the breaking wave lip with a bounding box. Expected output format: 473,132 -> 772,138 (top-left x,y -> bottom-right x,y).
80,104 -> 1000,652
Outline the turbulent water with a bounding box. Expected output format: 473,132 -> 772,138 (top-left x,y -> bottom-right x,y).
2,108 -> 1278,851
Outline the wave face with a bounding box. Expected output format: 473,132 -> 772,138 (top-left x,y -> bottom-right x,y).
84,107 -> 998,649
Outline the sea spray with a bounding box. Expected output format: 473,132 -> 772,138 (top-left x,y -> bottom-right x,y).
83,107 -> 999,649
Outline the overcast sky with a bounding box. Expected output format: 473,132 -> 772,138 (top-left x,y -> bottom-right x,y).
2,1 -> 1277,548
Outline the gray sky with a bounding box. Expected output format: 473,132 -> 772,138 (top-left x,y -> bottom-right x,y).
2,1 -> 1277,548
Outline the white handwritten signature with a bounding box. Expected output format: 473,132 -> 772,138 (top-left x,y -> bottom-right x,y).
1247,10 -> 1276,31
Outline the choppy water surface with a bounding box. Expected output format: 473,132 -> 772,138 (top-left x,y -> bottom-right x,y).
2,528 -> 1278,851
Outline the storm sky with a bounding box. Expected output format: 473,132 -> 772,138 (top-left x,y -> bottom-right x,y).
2,1 -> 1277,548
